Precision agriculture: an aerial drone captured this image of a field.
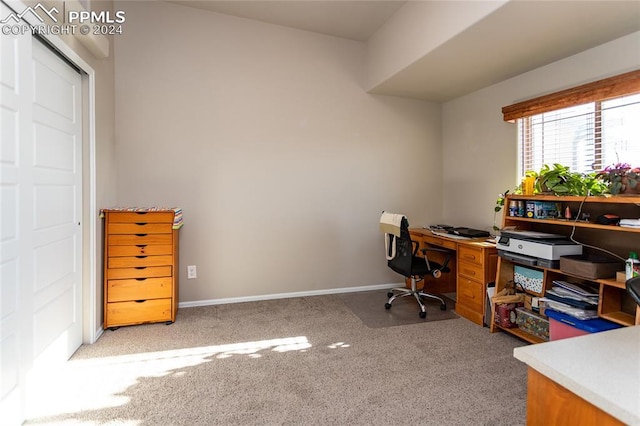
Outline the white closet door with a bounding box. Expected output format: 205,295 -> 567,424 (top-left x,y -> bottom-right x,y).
1,7 -> 83,421
1,12 -> 32,424
29,37 -> 83,366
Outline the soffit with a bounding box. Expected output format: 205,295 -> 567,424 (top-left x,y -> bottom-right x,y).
369,0 -> 640,101
164,1 -> 640,102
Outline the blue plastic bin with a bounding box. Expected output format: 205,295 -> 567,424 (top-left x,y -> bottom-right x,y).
545,309 -> 622,340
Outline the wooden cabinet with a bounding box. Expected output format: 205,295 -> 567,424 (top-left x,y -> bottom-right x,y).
103,210 -> 180,329
491,195 -> 640,343
455,242 -> 497,325
409,229 -> 497,324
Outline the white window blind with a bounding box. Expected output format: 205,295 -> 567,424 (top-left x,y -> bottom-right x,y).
517,93 -> 640,177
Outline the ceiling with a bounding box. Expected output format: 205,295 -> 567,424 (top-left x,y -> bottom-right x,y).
167,0 -> 406,41
166,1 -> 640,101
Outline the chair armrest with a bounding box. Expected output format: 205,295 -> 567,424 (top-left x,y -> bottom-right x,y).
411,240 -> 420,256
420,247 -> 452,271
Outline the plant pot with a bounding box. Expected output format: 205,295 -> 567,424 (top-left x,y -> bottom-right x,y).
621,177 -> 640,195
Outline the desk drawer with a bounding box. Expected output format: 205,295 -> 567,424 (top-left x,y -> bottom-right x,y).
458,245 -> 484,267
422,235 -> 457,251
457,277 -> 483,311
108,255 -> 173,269
108,234 -> 173,246
108,244 -> 173,257
107,211 -> 175,223
107,223 -> 172,235
458,261 -> 484,281
107,277 -> 172,302
106,266 -> 172,280
106,298 -> 172,326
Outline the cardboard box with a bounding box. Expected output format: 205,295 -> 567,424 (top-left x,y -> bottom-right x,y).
532,201 -> 559,219
559,255 -> 624,279
524,295 -> 540,312
514,265 -> 544,294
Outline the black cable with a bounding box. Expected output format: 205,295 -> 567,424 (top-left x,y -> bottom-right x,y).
568,194 -> 626,262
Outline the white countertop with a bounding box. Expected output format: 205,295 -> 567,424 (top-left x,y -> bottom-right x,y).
514,325 -> 640,425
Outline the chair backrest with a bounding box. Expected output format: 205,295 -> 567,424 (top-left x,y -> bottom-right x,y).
385,216 -> 413,278
627,277 -> 640,306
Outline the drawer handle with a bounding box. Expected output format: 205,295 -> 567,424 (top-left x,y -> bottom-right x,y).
135,222 -> 148,226
135,267 -> 147,270
134,300 -> 147,303
135,234 -> 148,237
463,269 -> 476,276
136,245 -> 147,248
136,256 -> 148,259
135,278 -> 147,281
135,212 -> 148,215
463,254 -> 477,261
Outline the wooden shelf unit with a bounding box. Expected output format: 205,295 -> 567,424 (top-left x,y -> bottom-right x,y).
491,195 -> 640,343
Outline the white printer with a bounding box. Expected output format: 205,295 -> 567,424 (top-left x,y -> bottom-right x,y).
497,230 -> 582,268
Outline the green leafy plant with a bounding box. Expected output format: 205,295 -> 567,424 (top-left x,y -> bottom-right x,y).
534,164 -> 581,195
529,164 -> 607,196
493,189 -> 509,231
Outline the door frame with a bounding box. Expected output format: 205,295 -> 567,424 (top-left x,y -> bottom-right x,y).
5,0 -> 100,344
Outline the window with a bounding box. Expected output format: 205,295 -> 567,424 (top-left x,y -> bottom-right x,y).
502,70 -> 640,178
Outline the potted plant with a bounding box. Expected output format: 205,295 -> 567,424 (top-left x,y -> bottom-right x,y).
599,163 -> 640,195
529,164 -> 608,196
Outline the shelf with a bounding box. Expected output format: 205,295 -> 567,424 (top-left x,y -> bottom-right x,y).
507,194 -> 640,204
493,324 -> 547,344
597,278 -> 627,289
503,216 -> 640,233
492,194 -> 639,343
599,311 -> 635,327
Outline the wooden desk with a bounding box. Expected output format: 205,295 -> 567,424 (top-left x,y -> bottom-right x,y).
408,229 -> 497,325
514,326 -> 639,425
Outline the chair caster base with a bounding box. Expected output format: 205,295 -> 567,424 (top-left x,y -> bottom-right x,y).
419,311 -> 426,319
440,303 -> 447,311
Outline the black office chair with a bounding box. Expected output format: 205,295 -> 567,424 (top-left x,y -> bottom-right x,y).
382,214 -> 451,318
626,277 -> 640,306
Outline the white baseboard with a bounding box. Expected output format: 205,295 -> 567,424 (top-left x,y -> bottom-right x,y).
178,282 -> 402,309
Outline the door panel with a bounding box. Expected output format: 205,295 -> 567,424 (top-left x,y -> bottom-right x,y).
30,37 -> 83,365
0,9 -> 32,423
0,6 -> 83,421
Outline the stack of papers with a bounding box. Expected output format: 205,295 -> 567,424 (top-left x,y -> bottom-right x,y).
541,280 -> 600,320
620,218 -> 640,228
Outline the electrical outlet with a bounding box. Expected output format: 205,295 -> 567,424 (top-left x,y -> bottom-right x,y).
187,265 -> 197,279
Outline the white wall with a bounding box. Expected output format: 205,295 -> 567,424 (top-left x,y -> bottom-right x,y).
441,31 -> 640,232
114,1 -> 442,303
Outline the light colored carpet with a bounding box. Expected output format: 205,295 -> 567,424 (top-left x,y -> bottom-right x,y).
25,292 -> 528,425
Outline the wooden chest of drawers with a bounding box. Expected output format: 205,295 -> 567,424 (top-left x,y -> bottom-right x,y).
103,210 -> 180,329
456,242 -> 497,325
